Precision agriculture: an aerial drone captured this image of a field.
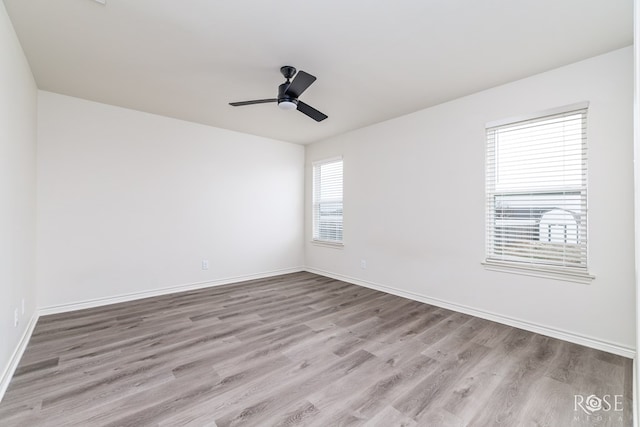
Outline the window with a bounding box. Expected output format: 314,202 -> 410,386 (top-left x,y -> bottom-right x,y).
312,157 -> 343,244
485,103 -> 591,281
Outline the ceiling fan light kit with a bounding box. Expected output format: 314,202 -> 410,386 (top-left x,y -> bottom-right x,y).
278,100 -> 297,110
229,66 -> 327,122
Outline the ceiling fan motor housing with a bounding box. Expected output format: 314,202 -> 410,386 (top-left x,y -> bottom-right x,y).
278,82 -> 298,107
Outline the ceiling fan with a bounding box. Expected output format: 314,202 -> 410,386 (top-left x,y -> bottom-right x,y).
229,66 -> 328,122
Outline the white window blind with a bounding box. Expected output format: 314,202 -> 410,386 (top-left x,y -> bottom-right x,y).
312,158 -> 343,243
485,106 -> 589,276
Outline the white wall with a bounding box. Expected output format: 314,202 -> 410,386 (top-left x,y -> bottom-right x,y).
37,91 -> 304,308
0,1 -> 38,387
306,47 -> 635,353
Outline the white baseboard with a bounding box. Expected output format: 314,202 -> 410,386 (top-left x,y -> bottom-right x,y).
305,267 -> 636,359
0,312 -> 39,402
39,267 -> 305,316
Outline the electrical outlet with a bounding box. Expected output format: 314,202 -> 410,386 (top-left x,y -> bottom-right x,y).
202,259 -> 209,270
360,259 -> 367,269
14,308 -> 19,327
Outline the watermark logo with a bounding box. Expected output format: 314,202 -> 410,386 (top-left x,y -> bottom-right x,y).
574,394 -> 623,415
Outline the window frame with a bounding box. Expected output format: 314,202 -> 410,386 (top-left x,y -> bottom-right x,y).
483,102 -> 594,284
311,156 -> 344,246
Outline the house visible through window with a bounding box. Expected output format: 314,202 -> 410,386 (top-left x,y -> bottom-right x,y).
312,157 -> 343,244
485,103 -> 590,279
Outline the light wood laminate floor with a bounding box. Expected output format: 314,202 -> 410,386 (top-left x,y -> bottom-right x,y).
0,272 -> 633,426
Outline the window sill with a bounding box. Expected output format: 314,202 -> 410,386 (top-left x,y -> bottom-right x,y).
311,240 -> 344,249
482,260 -> 594,284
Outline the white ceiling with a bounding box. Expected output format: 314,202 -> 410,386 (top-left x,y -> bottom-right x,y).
3,0 -> 633,144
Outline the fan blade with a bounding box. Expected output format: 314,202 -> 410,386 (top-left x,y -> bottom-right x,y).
285,71 -> 316,98
229,99 -> 277,106
297,101 -> 327,122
